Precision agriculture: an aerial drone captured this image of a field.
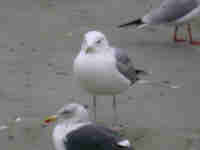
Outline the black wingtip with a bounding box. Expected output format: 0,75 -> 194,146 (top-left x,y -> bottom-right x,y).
136,69 -> 151,76
118,18 -> 143,28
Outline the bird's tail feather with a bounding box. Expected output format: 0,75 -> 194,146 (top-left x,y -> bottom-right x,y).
136,79 -> 181,89
118,18 -> 144,28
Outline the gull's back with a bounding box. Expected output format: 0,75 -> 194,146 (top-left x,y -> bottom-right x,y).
143,0 -> 198,24
64,124 -> 133,150
114,47 -> 138,85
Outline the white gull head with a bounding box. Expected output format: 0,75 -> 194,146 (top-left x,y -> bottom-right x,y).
55,103 -> 90,124
81,31 -> 110,54
47,104 -> 91,150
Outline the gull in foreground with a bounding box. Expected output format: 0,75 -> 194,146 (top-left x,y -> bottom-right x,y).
118,0 -> 200,45
44,103 -> 134,150
73,30 -> 179,125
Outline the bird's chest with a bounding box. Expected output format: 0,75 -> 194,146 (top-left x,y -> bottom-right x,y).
52,125 -> 77,150
52,123 -> 90,150
74,52 -> 130,94
74,52 -> 117,80
53,126 -> 68,150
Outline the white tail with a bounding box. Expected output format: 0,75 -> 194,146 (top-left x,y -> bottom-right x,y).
136,24 -> 149,29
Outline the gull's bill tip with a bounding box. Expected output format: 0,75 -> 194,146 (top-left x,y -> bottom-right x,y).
44,115 -> 58,124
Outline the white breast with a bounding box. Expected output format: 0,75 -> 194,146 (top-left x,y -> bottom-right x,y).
52,124 -> 67,150
52,122 -> 91,150
73,51 -> 130,95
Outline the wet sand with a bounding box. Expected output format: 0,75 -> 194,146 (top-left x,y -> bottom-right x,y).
0,0 -> 200,149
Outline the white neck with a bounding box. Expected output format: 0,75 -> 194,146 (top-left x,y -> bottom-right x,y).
58,117 -> 87,125
52,119 -> 91,150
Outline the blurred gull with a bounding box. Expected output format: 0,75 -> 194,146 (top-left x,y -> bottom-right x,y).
118,0 -> 200,45
0,115 -> 46,143
73,30 -> 179,125
0,116 -> 22,132
44,103 -> 134,150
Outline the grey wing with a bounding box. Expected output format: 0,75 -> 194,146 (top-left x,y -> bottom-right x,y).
64,124 -> 133,150
114,48 -> 139,85
145,0 -> 198,24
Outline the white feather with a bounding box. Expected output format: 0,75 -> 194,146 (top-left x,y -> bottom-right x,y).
117,139 -> 131,147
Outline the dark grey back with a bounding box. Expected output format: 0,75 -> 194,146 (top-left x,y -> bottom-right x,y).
64,124 -> 134,150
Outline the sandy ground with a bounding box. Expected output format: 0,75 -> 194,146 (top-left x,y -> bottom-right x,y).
0,0 -> 200,149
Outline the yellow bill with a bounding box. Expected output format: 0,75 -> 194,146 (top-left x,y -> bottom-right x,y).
44,115 -> 58,124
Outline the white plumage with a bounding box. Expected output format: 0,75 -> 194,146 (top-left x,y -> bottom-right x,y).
74,30 -> 179,125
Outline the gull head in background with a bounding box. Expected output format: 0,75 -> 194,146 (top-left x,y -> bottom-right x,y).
44,103 -> 90,125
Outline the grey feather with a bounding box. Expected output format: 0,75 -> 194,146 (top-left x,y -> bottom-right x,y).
114,48 -> 141,85
144,0 -> 198,24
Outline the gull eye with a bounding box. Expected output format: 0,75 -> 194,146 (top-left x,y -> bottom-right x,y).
83,104 -> 89,109
62,110 -> 70,115
96,39 -> 101,44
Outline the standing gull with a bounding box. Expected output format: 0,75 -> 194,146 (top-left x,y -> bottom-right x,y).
118,0 -> 200,45
44,103 -> 134,150
73,30 -> 179,125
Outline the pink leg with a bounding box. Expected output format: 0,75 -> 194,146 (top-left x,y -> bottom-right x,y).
173,26 -> 186,42
187,24 -> 200,45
